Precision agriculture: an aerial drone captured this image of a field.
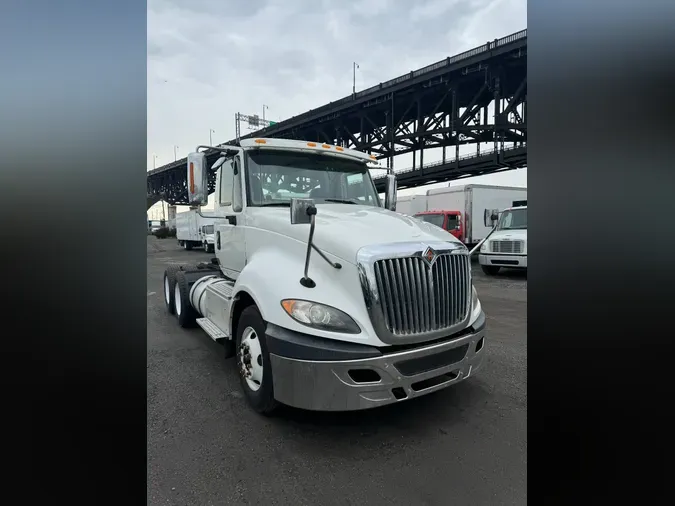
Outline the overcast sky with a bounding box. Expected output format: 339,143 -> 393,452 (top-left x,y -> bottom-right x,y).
147,0 -> 527,218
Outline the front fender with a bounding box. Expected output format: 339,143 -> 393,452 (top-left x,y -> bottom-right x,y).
233,232 -> 383,346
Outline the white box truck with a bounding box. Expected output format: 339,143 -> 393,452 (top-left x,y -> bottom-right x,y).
478,204 -> 527,275
416,184 -> 527,248
176,210 -> 217,252
162,138 -> 487,414
396,194 -> 428,216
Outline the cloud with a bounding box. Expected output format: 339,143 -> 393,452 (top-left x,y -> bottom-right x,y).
147,0 -> 527,214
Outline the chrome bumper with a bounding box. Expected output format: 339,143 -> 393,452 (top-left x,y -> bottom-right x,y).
268,321 -> 486,412
479,253 -> 527,268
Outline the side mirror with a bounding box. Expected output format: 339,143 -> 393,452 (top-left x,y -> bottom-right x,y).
187,152 -> 209,206
384,174 -> 397,211
290,198 -> 315,225
212,156 -> 227,170
483,209 -> 500,228
232,158 -> 243,213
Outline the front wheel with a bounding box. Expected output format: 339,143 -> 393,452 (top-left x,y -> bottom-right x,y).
481,265 -> 501,276
235,306 -> 278,415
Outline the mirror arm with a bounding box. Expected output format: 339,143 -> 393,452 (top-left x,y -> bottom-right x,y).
311,243 -> 342,270
300,207 -> 318,288
468,222 -> 499,257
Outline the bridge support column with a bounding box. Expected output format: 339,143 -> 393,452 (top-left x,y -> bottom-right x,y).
417,97 -> 424,171
167,205 -> 176,228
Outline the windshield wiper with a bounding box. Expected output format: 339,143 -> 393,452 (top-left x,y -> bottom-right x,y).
323,198 -> 359,205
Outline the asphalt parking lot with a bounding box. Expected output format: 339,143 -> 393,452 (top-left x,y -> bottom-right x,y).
147,237 -> 527,506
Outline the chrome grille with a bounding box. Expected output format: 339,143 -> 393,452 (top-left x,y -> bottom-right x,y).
491,240 -> 523,254
372,253 -> 470,336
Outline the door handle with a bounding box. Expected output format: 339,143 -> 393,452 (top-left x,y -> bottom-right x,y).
216,231 -> 221,250
227,215 -> 237,226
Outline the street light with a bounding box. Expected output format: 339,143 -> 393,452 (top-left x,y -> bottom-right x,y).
263,104 -> 269,121
209,129 -> 216,146
153,154 -> 158,170
174,145 -> 179,161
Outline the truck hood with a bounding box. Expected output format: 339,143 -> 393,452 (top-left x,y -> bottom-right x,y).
489,229 -> 527,241
248,204 -> 462,264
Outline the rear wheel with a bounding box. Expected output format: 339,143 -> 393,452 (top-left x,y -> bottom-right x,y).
235,306 -> 278,415
174,271 -> 197,327
163,265 -> 181,314
481,265 -> 501,276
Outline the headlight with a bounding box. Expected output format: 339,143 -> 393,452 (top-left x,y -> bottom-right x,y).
480,241 -> 488,252
281,299 -> 361,334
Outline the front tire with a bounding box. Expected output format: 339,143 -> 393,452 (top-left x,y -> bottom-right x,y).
174,270 -> 197,327
235,306 -> 278,415
481,265 -> 501,276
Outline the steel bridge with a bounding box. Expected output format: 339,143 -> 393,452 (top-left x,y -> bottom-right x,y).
147,29 -> 526,208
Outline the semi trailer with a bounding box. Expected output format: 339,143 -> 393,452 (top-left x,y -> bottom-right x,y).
162,138 -> 487,414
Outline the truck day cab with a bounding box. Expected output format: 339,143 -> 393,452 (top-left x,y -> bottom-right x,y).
162,138 -> 487,414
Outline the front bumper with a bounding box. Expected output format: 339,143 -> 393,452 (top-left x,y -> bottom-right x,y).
479,253 -> 527,268
266,312 -> 487,411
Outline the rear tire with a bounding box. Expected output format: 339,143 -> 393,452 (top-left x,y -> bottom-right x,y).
235,306 -> 278,415
184,242 -> 193,251
163,265 -> 181,314
481,265 -> 501,276
174,271 -> 197,328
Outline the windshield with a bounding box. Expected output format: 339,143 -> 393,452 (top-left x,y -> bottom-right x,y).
496,208 -> 527,230
416,213 -> 445,228
245,150 -> 381,207
203,225 -> 214,234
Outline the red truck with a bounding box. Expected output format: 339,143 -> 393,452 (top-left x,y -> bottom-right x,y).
414,210 -> 463,241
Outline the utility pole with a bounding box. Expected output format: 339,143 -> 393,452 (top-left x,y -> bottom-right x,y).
209,128 -> 216,146
263,104 -> 269,122
353,62 -> 359,95
173,145 -> 179,161
153,154 -> 158,170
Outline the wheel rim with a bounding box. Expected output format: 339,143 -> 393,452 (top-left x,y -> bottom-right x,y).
238,327 -> 263,392
174,283 -> 182,315
164,275 -> 170,305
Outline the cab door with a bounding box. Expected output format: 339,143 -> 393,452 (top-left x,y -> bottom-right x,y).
445,213 -> 462,241
215,156 -> 246,279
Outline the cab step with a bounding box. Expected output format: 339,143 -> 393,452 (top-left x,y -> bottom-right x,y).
196,317 -> 228,342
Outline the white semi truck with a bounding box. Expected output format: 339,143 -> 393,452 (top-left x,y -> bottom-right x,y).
176,210 -> 217,252
162,138 -> 487,414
